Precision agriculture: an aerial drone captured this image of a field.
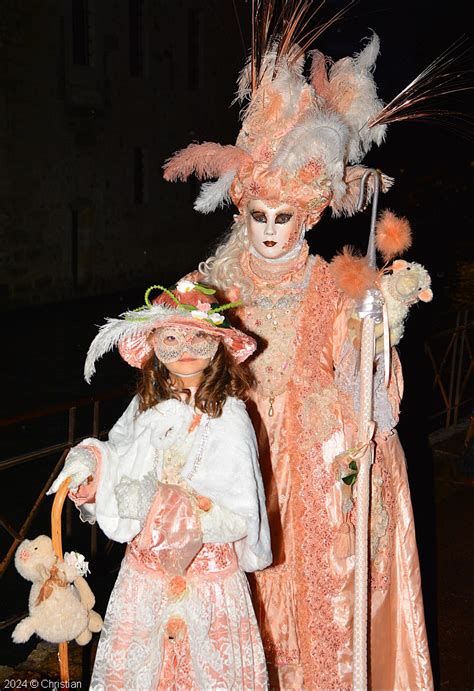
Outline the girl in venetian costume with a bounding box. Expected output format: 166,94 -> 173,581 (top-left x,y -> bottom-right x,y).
48,281 -> 272,690
159,4 -> 456,688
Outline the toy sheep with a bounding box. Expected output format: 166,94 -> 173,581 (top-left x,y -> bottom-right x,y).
12,534 -> 102,645
380,259 -> 433,346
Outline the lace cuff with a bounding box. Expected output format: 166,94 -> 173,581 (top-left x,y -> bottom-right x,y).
336,341 -> 397,433
77,503 -> 97,526
114,471 -> 159,525
48,445 -> 97,494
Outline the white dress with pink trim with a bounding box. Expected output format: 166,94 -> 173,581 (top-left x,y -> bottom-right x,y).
69,396 -> 271,690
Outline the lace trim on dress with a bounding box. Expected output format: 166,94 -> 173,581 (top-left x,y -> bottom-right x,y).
237,255 -> 315,404
90,558 -> 268,690
244,241 -> 310,284
369,444 -> 395,591
287,259 -> 352,689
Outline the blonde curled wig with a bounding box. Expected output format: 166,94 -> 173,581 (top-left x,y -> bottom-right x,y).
198,220 -> 255,303
136,341 -> 254,418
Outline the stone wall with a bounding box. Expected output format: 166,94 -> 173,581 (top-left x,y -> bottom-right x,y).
0,0 -> 246,307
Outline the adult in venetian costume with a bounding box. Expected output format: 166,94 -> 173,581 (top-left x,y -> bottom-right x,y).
163,6 -> 439,688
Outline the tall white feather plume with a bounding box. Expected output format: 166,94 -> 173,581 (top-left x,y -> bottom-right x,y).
235,44 -> 305,106
272,110 -> 349,201
271,56 -> 307,119
328,33 -> 386,162
235,48 -> 278,107
84,305 -> 176,383
235,53 -> 254,104
194,170 -> 235,214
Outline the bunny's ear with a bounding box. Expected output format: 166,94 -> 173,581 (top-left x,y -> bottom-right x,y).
419,288 -> 433,303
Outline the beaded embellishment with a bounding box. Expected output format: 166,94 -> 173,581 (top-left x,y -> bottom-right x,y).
240,256 -> 315,411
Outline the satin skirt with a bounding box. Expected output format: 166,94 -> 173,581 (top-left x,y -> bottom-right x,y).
248,393 -> 433,690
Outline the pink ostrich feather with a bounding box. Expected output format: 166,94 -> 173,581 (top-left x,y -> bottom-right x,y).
163,142 -> 251,182
330,246 -> 377,299
375,209 -> 412,262
310,49 -> 330,98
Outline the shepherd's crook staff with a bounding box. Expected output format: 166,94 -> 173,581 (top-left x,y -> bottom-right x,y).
51,476 -> 72,684
352,169 -> 384,690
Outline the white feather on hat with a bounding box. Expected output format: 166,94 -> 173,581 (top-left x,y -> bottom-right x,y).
84,305 -> 176,384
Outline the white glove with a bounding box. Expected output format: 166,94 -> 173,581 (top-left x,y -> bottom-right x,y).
114,470 -> 159,525
200,503 -> 247,543
47,446 -> 96,495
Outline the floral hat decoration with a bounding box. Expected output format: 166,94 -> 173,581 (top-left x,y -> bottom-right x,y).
84,280 -> 257,382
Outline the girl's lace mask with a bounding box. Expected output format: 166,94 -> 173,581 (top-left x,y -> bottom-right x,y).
153,327 -> 219,364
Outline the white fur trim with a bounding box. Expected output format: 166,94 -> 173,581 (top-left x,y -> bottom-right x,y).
47,446 -> 96,494
85,396 -> 272,571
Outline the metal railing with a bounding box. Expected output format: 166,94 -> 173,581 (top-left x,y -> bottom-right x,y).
425,308 -> 473,429
0,387 -> 129,588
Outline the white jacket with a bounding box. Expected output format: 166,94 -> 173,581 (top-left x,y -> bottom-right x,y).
75,396 -> 272,573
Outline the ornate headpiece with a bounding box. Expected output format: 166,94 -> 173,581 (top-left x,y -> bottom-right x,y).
163,2 -> 469,226
84,281 -> 257,382
163,20 -> 394,223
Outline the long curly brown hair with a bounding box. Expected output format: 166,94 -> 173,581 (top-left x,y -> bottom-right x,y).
136,341 -> 254,418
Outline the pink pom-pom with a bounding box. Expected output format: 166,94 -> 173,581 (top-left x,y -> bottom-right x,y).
375,210 -> 412,262
330,246 -> 377,299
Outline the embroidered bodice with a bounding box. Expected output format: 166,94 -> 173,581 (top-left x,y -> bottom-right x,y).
237,247 -> 315,411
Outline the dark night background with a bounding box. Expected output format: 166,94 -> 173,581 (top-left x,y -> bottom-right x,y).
0,0 -> 472,412
0,1 -> 473,687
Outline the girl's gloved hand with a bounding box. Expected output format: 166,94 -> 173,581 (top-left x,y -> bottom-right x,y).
114,470 -> 160,525
47,446 -> 96,494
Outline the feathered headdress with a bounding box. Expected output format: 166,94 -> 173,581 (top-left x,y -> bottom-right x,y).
163,1 -> 470,225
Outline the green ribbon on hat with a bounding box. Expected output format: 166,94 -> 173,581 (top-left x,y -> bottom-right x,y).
127,282 -> 242,328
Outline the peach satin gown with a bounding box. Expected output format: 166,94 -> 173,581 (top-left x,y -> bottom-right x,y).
219,249 -> 433,690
